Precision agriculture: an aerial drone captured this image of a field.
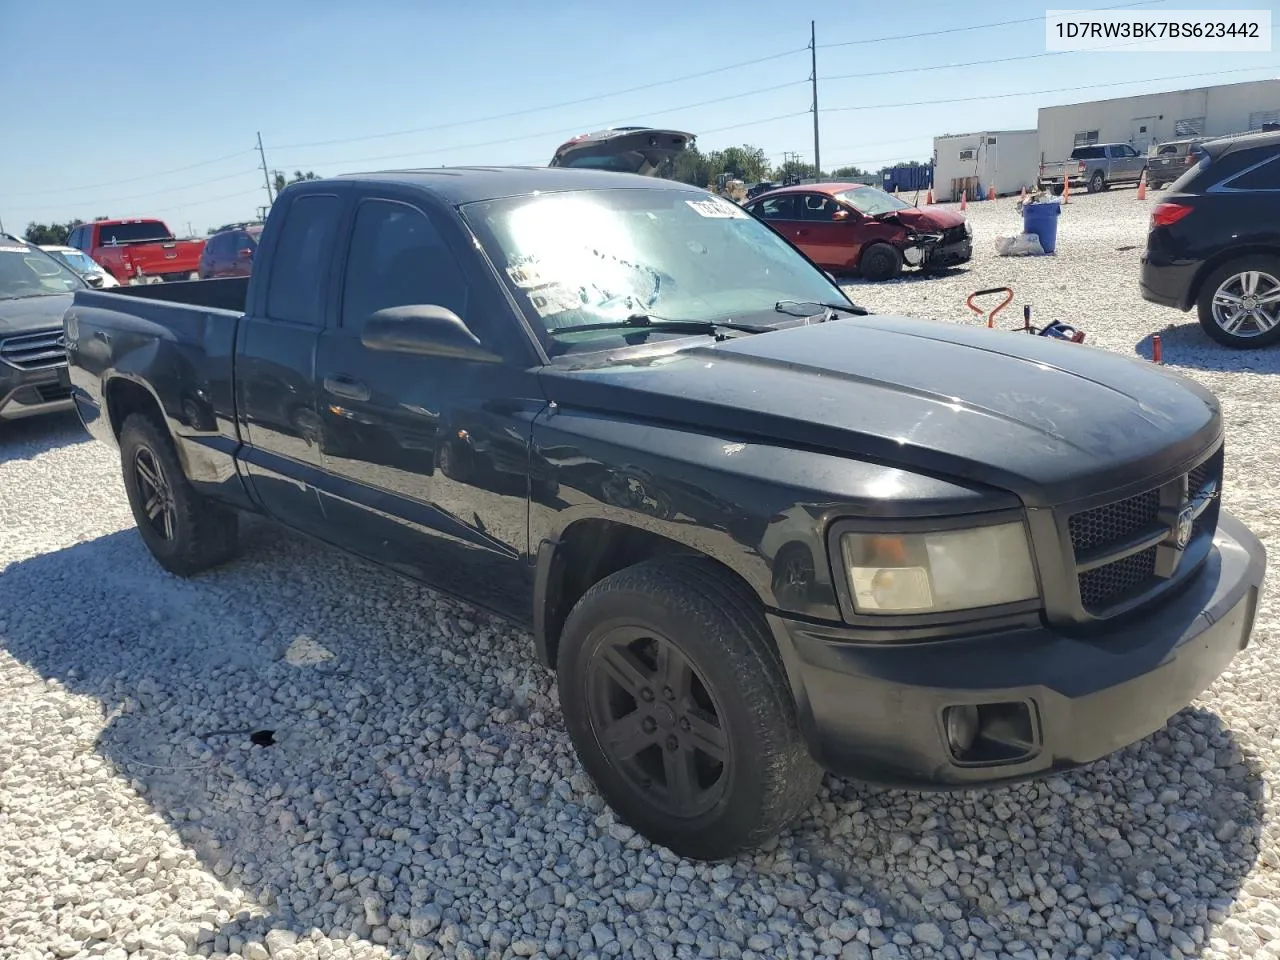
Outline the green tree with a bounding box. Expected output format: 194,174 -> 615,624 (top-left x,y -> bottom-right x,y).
272,170 -> 320,194
830,165 -> 868,179
23,220 -> 82,245
717,145 -> 771,183
776,159 -> 818,183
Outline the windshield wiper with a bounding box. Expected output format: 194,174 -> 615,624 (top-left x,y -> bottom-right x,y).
774,299 -> 868,321
547,313 -> 774,339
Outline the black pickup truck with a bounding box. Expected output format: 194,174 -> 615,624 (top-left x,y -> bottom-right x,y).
64,167 -> 1266,860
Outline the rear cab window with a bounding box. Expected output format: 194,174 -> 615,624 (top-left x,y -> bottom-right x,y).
264,195 -> 343,325
96,221 -> 174,245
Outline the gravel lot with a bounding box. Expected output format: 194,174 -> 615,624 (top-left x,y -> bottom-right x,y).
3,187 -> 1279,960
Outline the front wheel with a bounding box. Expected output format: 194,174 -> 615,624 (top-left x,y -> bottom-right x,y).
859,243 -> 903,282
1196,255 -> 1280,349
556,556 -> 823,861
119,413 -> 240,576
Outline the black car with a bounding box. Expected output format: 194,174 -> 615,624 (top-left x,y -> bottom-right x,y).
0,234 -> 84,420
1140,129 -> 1280,348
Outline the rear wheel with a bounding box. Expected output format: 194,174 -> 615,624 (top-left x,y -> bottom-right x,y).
1196,256 -> 1280,349
1088,171 -> 1105,193
859,243 -> 902,282
119,413 -> 240,576
556,556 -> 822,861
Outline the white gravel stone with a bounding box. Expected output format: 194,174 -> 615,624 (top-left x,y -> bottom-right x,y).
2,191 -> 1280,960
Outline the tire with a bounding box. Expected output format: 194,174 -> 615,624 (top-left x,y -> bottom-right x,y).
556,556 -> 823,861
1196,255 -> 1280,349
859,243 -> 902,282
1088,171 -> 1105,194
119,413 -> 240,576
1149,180 -> 1163,191
1049,183 -> 1064,196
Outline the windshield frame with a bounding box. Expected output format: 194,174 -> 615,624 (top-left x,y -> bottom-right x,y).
0,241 -> 88,299
458,186 -> 854,360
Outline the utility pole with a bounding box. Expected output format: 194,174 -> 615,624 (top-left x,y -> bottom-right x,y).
810,20 -> 822,183
256,132 -> 275,207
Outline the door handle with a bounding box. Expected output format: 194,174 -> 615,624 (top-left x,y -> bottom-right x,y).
323,375 -> 370,402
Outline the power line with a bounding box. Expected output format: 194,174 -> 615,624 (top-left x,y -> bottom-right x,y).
817,0 -> 1168,48
823,65 -> 1280,114
273,87 -> 809,171
269,47 -> 808,152
5,169 -> 263,216
2,149 -> 257,199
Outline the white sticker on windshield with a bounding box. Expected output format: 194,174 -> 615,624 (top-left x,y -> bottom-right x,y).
685,197 -> 749,219
528,283 -> 583,318
0,245 -> 28,252
506,260 -> 547,288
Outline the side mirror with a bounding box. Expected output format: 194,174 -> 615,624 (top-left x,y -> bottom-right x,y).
832,209 -> 850,221
237,248 -> 254,259
360,304 -> 501,363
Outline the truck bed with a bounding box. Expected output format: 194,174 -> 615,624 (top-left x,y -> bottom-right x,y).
64,276 -> 251,506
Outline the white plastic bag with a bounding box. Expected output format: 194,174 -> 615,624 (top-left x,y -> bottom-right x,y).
994,232 -> 1046,257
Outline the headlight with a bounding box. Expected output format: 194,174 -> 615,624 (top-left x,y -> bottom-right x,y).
839,522 -> 1037,614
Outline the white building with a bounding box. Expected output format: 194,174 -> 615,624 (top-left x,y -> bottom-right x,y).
1037,78 -> 1280,162
931,130 -> 1039,202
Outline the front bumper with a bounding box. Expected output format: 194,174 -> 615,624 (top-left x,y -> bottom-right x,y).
770,509 -> 1265,788
920,238 -> 972,269
0,365 -> 73,421
1139,253 -> 1198,311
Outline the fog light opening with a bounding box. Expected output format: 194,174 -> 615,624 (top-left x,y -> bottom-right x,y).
943,700 -> 1038,766
944,705 -> 979,754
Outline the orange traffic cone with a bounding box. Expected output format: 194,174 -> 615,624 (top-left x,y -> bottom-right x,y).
1062,175 -> 1070,204
987,185 -> 996,201
925,188 -> 934,204
1152,334 -> 1162,363
1019,185 -> 1027,203
960,189 -> 968,211
1136,169 -> 1147,200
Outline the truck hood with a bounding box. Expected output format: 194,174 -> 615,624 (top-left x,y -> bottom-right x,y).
540,314 -> 1221,508
880,206 -> 965,231
0,293 -> 74,336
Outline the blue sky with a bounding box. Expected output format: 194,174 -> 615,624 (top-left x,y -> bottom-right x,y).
1,0 -> 1275,235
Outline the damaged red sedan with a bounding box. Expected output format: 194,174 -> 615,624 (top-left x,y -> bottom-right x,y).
744,182 -> 972,281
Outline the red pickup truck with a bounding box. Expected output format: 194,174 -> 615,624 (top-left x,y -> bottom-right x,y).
67,218 -> 206,285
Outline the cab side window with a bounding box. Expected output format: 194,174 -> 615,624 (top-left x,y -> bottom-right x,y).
751,195 -> 798,221
799,194 -> 841,221
340,199 -> 470,334
265,195 -> 343,325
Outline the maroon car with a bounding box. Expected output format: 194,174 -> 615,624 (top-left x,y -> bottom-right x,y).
197,223 -> 263,279
744,183 -> 972,282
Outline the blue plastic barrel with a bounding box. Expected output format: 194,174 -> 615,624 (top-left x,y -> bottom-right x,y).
1022,200 -> 1061,254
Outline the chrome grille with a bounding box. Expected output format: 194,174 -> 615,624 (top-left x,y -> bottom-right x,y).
0,329 -> 66,370
1066,444 -> 1224,616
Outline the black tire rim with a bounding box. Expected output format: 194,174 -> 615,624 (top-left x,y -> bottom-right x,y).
134,446 -> 177,541
586,626 -> 730,818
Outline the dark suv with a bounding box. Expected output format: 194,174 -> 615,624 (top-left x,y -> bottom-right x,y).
1140,130 -> 1280,348
197,223 -> 263,279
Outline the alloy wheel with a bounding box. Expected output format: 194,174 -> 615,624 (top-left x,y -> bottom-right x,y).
586,626 -> 730,818
1211,270 -> 1280,339
134,446 -> 177,540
